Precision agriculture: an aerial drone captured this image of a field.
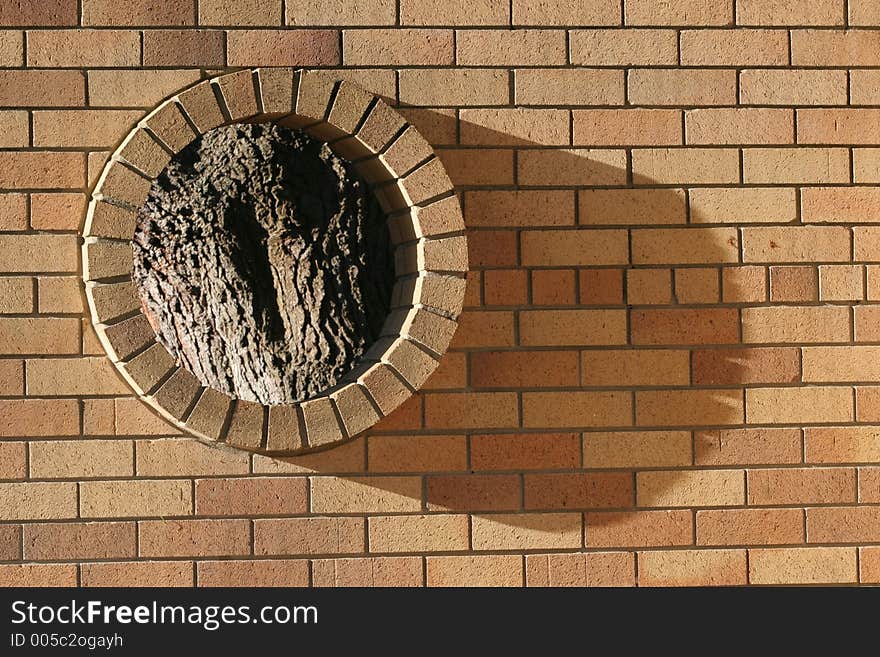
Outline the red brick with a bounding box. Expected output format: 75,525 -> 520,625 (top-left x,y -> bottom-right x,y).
143,29 -> 224,67
631,308 -> 740,345
748,468 -> 856,505
471,433 -> 580,471
470,350 -> 579,388
697,509 -> 805,546
524,472 -> 633,510
195,477 -> 308,516
139,519 -> 250,557
525,552 -> 635,587
24,521 -> 135,560
586,510 -> 693,548
227,29 -> 339,66
83,0 -> 193,25
0,1 -> 77,26
427,474 -> 521,511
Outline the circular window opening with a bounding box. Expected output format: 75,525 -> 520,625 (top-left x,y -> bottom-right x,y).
83,68 -> 467,454
133,122 -> 395,404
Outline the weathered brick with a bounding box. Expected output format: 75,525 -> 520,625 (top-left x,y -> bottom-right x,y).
516,68 -> 623,106
682,29 -> 788,65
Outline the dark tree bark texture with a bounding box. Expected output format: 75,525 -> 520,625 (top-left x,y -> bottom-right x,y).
133,123 -> 394,404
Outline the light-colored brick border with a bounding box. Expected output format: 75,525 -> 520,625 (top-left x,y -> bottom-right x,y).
81,68 -> 467,455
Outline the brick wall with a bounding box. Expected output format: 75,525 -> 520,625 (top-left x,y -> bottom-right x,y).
2,0 -> 880,586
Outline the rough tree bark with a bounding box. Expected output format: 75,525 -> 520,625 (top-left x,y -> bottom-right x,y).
132,123 -> 394,404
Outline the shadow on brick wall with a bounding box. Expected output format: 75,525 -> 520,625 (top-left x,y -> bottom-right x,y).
259,111 -> 755,536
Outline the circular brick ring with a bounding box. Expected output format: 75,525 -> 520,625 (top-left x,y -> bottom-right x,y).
82,68 -> 467,454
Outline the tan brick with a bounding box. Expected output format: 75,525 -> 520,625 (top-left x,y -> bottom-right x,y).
582,350 -> 689,387
82,561 -> 193,587
513,0 -> 619,25
198,560 -> 308,587
439,149 -> 514,187
854,149 -> 880,182
426,474 -> 519,511
423,391 -> 518,429
0,564 -> 77,587
627,268 -> 672,304
472,513 -> 581,550
0,482 -> 76,520
520,230 -> 628,266
722,265 -> 767,302
136,439 -> 247,476
586,510 -> 693,548
580,189 -> 686,226
573,109 -> 681,146
639,549 -> 747,587
747,387 -> 853,424
407,0 -> 510,25
27,29 -> 139,66
399,68 -> 509,107
745,147 -> 850,183
628,69 -> 736,106
686,109 -> 793,145
851,0 -> 880,24
525,472 -> 632,510
31,193 -> 86,232
803,187 -> 880,223
632,148 -> 739,184
0,277 -> 31,314
738,0 -> 842,25
83,0 -> 192,25
519,309 -> 627,346
457,29 -> 565,65
526,552 -> 635,587
35,109 -> 140,148
471,433 -> 579,471
0,399 -> 78,437
0,70 -> 84,107
691,188 -> 796,224
199,0 -> 281,25
698,509 -> 805,546
798,109 -> 880,144
0,317 -> 79,355
313,556 -> 421,586
750,547 -> 856,584
675,267 -> 719,303
851,70 -> 880,104
196,477 -> 307,516
24,521 -> 135,560
27,358 -> 129,396
522,391 -> 631,428
857,386 -> 880,421
770,265 -> 818,303
806,426 -> 880,463
683,28 -> 788,65
0,110 -> 26,147
861,547 -> 880,583
368,435 -> 466,473
692,347 -> 800,385
854,227 -> 880,261
0,525 -> 20,560
631,227 -> 739,264
310,476 -> 420,513
94,72 -> 203,115
583,431 -> 691,469
466,190 -> 574,227
369,514 -> 469,552
0,1 -> 77,26
139,519 -> 250,557
0,194 -> 26,231
471,350 -> 578,388
740,69 -> 847,105
631,308 -> 740,345
515,68 -> 623,106
749,467 -> 855,505
742,226 -> 850,262
255,440 -> 362,474
743,306 -> 850,344
517,149 -> 626,186
638,470 -> 745,507
0,30 -> 21,66
696,428 -> 802,466
427,555 -> 522,587
460,108 -> 569,145
30,439 -> 132,479
0,152 -> 84,189
792,29 -> 880,65
807,506 -> 880,544
531,269 -> 576,305
227,29 -> 339,66
80,479 -> 191,518
288,0 -> 396,25
626,0 -> 731,24
143,29 -> 224,67
343,29 -> 453,65
254,517 -> 364,555
820,265 -> 864,301
569,28 -> 677,65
